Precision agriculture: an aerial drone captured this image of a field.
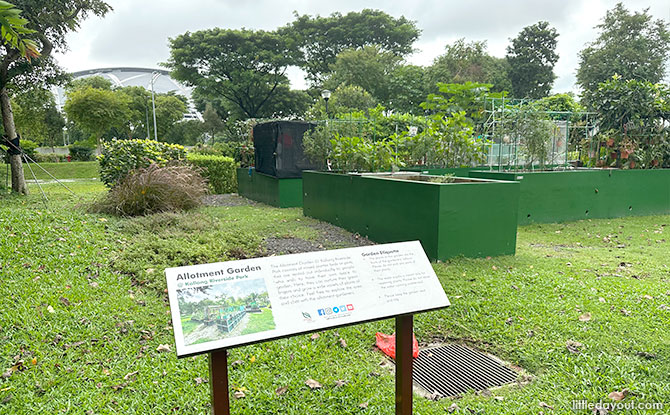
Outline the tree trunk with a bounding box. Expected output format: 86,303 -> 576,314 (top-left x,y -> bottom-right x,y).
0,86 -> 28,194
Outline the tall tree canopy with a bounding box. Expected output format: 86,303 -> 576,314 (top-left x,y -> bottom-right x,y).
166,28 -> 304,120
64,86 -> 129,148
506,21 -> 559,99
577,3 -> 670,105
427,39 -> 511,93
281,9 -> 420,84
12,86 -> 64,147
0,0 -> 111,194
325,45 -> 401,107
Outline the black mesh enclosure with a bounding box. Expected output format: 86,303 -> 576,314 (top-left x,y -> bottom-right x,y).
253,121 -> 318,178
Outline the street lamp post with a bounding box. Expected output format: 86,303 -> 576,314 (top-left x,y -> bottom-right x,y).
321,89 -> 331,118
150,71 -> 160,140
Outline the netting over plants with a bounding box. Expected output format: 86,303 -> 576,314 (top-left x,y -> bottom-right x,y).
480,97 -> 597,170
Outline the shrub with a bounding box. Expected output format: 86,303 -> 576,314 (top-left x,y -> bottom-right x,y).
89,164 -> 207,216
34,153 -> 65,163
69,145 -> 94,161
192,141 -> 255,167
187,153 -> 237,194
18,138 -> 38,159
98,138 -> 186,187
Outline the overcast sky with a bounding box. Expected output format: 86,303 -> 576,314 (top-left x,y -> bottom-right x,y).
53,0 -> 670,94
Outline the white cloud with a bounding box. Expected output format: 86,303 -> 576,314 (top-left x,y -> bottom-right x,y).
53,0 -> 670,94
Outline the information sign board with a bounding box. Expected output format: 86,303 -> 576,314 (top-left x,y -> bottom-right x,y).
166,241 -> 449,357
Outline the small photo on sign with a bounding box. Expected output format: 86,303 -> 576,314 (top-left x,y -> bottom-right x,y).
177,279 -> 275,346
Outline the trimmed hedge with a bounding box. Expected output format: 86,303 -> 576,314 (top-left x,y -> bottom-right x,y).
33,153 -> 66,163
69,145 -> 95,161
187,153 -> 237,194
98,139 -> 186,187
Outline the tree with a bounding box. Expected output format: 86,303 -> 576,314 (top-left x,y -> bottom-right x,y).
506,21 -> 559,99
167,28 -> 302,120
282,9 -> 420,83
117,85 -> 151,139
153,94 -> 186,139
67,75 -> 112,91
201,102 -> 223,142
590,75 -> 668,134
577,3 -> 670,104
12,86 -> 63,147
325,45 -> 401,107
387,64 -> 429,114
532,93 -> 583,113
422,81 -> 500,125
1,0 -> 111,194
63,86 -> 128,149
43,104 -> 64,149
306,84 -> 377,119
163,119 -> 203,146
427,39 -> 512,93
0,1 -> 38,57
589,75 -> 669,167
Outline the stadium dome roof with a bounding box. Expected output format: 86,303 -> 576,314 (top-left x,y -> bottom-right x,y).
54,67 -> 199,119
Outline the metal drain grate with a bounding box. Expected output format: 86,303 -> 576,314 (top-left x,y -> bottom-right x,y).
412,344 -> 518,397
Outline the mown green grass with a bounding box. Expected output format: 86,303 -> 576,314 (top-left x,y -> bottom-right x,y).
22,161 -> 99,180
0,185 -> 668,414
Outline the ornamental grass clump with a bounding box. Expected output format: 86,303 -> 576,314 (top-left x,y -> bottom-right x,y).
90,164 -> 208,216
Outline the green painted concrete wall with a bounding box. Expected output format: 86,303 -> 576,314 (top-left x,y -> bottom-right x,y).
236,168 -> 303,208
469,169 -> 670,225
303,171 -> 519,260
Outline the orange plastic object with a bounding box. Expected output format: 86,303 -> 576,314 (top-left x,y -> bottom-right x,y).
375,332 -> 419,359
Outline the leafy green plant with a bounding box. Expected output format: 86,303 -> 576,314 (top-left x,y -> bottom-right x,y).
588,76 -> 670,168
304,107 -> 426,170
89,163 -> 207,216
407,110 -> 488,167
17,138 -> 37,159
98,138 -> 186,187
328,134 -> 403,173
68,144 -> 94,161
33,153 -> 64,163
187,153 -> 237,194
191,141 -> 255,168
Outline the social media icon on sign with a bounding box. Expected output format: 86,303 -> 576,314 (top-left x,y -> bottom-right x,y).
346,304 -> 354,311
333,307 -> 339,313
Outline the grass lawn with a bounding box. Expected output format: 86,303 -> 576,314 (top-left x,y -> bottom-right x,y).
241,308 -> 276,336
21,161 -> 99,181
0,185 -> 668,414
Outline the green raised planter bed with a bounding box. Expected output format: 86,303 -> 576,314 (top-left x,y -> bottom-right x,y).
236,167 -> 303,208
469,169 -> 670,225
403,167 -> 482,177
302,171 -> 520,260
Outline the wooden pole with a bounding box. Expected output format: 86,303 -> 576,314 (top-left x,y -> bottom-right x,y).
209,349 -> 230,415
395,314 -> 414,415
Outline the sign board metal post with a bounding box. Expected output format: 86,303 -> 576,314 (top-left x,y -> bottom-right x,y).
207,315 -> 415,415
210,350 -> 230,415
395,314 -> 413,415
